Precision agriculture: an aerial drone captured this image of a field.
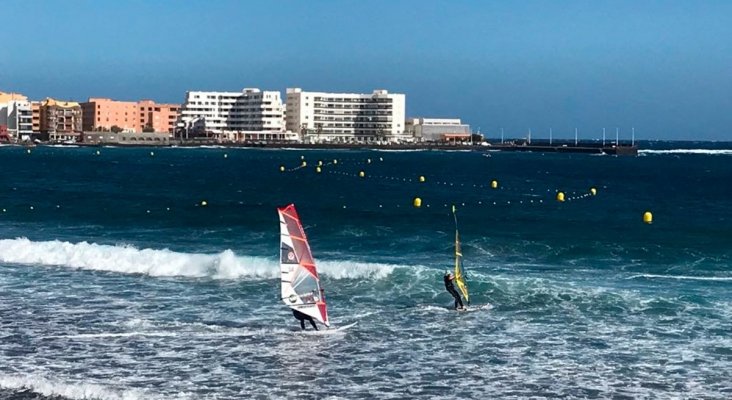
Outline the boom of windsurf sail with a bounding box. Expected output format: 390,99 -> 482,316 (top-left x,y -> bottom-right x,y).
452,205 -> 470,305
278,204 -> 330,327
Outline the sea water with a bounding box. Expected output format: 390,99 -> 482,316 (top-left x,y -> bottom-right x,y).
0,143 -> 730,399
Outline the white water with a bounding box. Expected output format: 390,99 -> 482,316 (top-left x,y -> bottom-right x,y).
0,374 -> 157,400
639,149 -> 732,155
0,237 -> 396,280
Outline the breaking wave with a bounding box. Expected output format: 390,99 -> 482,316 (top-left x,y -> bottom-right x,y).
0,374 -> 157,400
0,238 -> 395,280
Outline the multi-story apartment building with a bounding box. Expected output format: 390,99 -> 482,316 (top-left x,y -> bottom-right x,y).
137,100 -> 180,134
405,118 -> 471,142
0,91 -> 29,141
81,98 -> 138,132
81,98 -> 181,134
285,88 -> 407,143
178,89 -> 288,141
31,101 -> 41,133
40,98 -> 82,142
7,100 -> 33,141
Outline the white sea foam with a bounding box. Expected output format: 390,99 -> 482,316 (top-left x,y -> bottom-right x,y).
639,149 -> 732,155
0,237 -> 396,280
628,273 -> 732,281
0,374 -> 157,400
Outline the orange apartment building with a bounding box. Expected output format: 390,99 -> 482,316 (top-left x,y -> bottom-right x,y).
81,98 -> 180,134
39,98 -> 82,142
137,100 -> 180,134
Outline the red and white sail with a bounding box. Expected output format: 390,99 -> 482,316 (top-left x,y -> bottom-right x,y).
278,204 -> 329,327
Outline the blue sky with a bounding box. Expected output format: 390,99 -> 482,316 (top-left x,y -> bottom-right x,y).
2,0 -> 731,140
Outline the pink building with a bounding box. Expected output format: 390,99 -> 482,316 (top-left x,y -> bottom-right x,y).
82,98 -> 139,132
137,100 -> 180,134
81,98 -> 180,134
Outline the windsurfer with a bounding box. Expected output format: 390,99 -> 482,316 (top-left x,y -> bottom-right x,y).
444,271 -> 465,310
293,309 -> 318,330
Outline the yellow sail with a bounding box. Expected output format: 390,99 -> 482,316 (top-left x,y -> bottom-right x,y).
452,206 -> 469,304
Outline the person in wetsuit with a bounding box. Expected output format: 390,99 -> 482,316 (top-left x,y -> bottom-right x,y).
444,271 -> 465,310
292,309 -> 318,330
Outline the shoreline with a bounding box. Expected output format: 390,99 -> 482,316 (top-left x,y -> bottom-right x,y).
18,141 -> 640,155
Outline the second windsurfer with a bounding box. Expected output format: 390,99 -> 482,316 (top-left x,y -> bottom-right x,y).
444,271 -> 465,310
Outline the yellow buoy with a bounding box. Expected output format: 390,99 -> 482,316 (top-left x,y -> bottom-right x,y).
333,159 -> 338,165
201,200 -> 208,206
367,158 -> 371,164
491,180 -> 498,189
301,155 -> 305,160
556,192 -> 565,202
359,171 -> 365,178
280,165 -> 285,172
419,175 -> 426,183
413,197 -> 422,208
302,161 -> 307,167
590,187 -> 597,196
316,166 -> 322,173
318,160 -> 323,166
643,211 -> 653,224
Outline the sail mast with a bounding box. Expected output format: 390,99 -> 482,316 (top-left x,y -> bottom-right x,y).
452,205 -> 470,305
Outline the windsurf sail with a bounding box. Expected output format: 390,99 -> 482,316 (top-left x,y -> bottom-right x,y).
278,204 -> 329,327
452,205 -> 470,305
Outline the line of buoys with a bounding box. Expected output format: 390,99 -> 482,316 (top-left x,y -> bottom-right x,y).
643,211 -> 653,224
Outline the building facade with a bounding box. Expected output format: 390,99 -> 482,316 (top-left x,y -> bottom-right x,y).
81,98 -> 180,134
405,118 -> 471,142
177,89 -> 288,141
81,98 -> 138,132
0,91 -> 29,142
31,101 -> 41,133
7,100 -> 33,141
40,98 -> 83,142
285,88 -> 407,143
137,100 -> 180,134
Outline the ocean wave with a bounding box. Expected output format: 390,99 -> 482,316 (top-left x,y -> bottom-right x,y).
628,273 -> 732,282
639,149 -> 732,155
0,238 -> 395,280
0,374 -> 156,400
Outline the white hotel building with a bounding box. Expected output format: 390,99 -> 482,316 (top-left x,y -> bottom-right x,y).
177,89 -> 296,141
285,88 -> 408,143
